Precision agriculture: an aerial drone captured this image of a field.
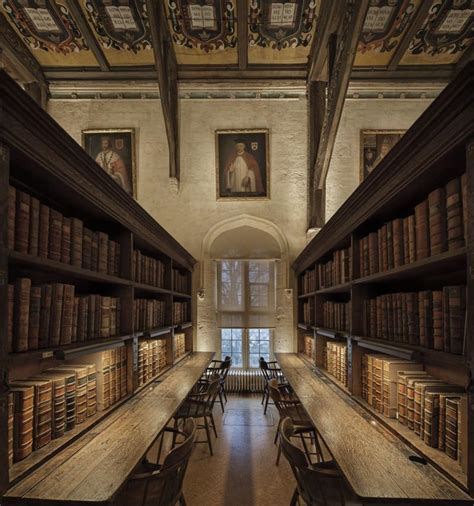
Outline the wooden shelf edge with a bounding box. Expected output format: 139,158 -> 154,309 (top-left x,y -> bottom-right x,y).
173,291 -> 192,299
352,395 -> 469,493
314,327 -> 350,340
140,327 -> 173,339
8,392 -> 133,485
177,322 -> 193,330
316,282 -> 352,295
133,282 -> 172,295
9,250 -> 132,286
353,248 -> 467,286
298,291 -> 318,299
297,323 -> 310,330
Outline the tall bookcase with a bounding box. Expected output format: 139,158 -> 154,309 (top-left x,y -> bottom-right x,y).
0,71 -> 195,493
295,63 -> 474,494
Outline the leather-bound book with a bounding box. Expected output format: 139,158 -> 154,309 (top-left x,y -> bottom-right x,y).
428,187 -> 447,255
8,392 -> 14,466
39,284 -> 52,349
8,185 -> 16,250
82,227 -> 92,270
107,240 -> 116,276
446,177 -> 464,250
407,214 -> 416,263
461,173 -> 467,242
368,232 -> 378,275
87,294 -> 97,340
414,200 -> 430,260
8,284 -> 14,353
71,218 -> 83,268
13,277 -> 31,352
115,242 -> 121,277
98,232 -> 109,273
445,397 -> 460,460
95,294 -> 102,338
15,190 -> 31,254
386,221 -> 394,270
28,197 -> 40,257
418,290 -> 433,349
100,296 -> 111,338
60,284 -> 75,345
46,368 -> 76,431
77,296 -> 88,342
392,218 -> 404,268
443,286 -> 451,353
38,204 -> 50,258
72,297 -> 79,343
447,285 -> 466,355
61,216 -> 72,264
413,379 -> 445,437
28,286 -> 41,350
49,283 -> 64,347
11,385 -> 34,462
432,290 -> 444,351
48,209 -> 63,262
403,218 -> 410,265
91,232 -> 99,271
52,365 -> 88,424
381,224 -> 388,271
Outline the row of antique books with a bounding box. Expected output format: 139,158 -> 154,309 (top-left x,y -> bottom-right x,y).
173,302 -> 190,325
138,339 -> 167,387
173,269 -> 189,294
134,299 -> 166,332
323,341 -> 348,387
358,175 -> 467,277
364,286 -> 466,354
8,278 -> 121,353
301,247 -> 352,294
8,349 -> 127,465
175,333 -> 186,359
322,301 -> 351,332
362,354 -> 467,467
303,335 -> 313,359
302,299 -> 314,325
133,250 -> 166,288
8,186 -> 121,276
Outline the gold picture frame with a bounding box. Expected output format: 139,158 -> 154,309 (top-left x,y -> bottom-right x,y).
82,128 -> 137,198
360,129 -> 405,182
216,129 -> 270,200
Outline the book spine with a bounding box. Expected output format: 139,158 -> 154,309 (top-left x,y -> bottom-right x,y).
28,197 -> 40,257
98,232 -> 108,273
60,216 -> 72,264
71,218 -> 84,268
446,177 -> 464,250
28,286 -> 41,350
48,209 -> 63,262
82,228 -> 92,270
408,214 -> 416,263
49,284 -> 64,347
392,218 -> 404,268
448,285 -> 466,355
15,191 -> 31,254
38,204 -> 50,259
461,173 -> 467,242
8,185 -> 16,250
39,284 -> 52,349
414,200 -> 430,260
8,284 -> 14,353
60,284 -> 75,345
13,278 -> 31,352
428,187 -> 447,255
432,290 -> 444,351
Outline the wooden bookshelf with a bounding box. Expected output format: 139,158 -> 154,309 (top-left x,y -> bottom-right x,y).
0,71 -> 196,493
294,63 -> 474,494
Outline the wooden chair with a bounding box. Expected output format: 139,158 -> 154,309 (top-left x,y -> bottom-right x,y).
268,378 -> 323,466
199,356 -> 232,412
259,356 -> 289,414
279,417 -> 361,506
173,375 -> 221,456
119,419 -> 196,506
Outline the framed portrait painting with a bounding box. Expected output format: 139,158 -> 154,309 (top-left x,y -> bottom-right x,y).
216,129 -> 269,200
82,129 -> 137,198
360,130 -> 405,181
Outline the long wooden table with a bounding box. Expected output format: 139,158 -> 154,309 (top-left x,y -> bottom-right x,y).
276,353 -> 473,505
3,352 -> 214,505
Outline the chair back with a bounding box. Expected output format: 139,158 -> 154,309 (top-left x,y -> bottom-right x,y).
268,379 -> 308,425
280,418 -> 345,506
259,357 -> 275,382
125,419 -> 196,506
221,356 -> 232,381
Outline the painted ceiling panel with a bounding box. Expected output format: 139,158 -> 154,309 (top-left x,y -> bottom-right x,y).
354,0 -> 423,67
166,0 -> 238,65
400,0 -> 474,65
248,0 -> 319,65
80,0 -> 154,66
1,0 -> 98,67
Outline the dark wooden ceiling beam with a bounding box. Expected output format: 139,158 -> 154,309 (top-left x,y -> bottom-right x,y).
309,0 -> 370,229
308,0 -> 342,81
65,0 -> 109,72
387,1 -> 432,71
237,0 -> 248,70
0,13 -> 48,107
351,67 -> 453,81
146,0 -> 180,181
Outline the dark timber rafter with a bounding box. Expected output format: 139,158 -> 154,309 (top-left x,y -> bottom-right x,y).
146,0 -> 180,181
308,0 -> 370,229
237,0 -> 248,70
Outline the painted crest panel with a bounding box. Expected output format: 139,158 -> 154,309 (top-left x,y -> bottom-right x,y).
166,0 -> 238,65
80,0 -> 154,66
248,0 -> 319,64
0,0 -> 98,66
354,0 -> 423,67
400,0 -> 474,65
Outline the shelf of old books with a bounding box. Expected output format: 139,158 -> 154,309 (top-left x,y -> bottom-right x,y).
294,66 -> 474,493
0,71 -> 195,492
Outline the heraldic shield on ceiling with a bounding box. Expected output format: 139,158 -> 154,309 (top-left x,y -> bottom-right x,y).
358,0 -> 417,54
2,0 -> 87,54
410,0 -> 474,57
167,0 -> 237,52
248,0 -> 317,50
85,0 -> 151,53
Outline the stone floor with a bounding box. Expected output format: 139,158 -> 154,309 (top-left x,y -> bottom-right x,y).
181,394 -> 296,506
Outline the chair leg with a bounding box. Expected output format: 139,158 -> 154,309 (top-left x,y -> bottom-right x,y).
276,440 -> 282,466
274,418 -> 281,445
218,390 -> 225,413
290,487 -> 299,506
299,432 -> 312,464
261,385 -> 267,405
264,390 -> 270,414
204,416 -> 213,456
222,385 -> 228,403
313,430 -> 324,463
210,412 -> 218,438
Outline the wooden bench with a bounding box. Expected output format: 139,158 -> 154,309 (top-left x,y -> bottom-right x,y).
276,353 -> 473,505
3,352 -> 214,505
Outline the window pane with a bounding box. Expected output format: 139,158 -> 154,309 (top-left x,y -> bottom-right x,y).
232,340 -> 242,353
232,353 -> 243,367
259,329 -> 270,340
249,340 -> 259,354
249,354 -> 260,368
260,341 -> 270,354
249,328 -> 259,339
221,329 -> 231,340
232,329 -> 243,339
221,340 -> 231,353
